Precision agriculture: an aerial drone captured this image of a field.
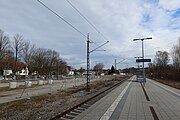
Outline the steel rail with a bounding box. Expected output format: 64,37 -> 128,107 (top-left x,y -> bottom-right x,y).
50,78 -> 127,120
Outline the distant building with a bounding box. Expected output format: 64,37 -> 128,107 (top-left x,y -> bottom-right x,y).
82,71 -> 95,76
16,67 -> 29,76
100,73 -> 105,76
68,70 -> 74,76
3,69 -> 13,76
3,69 -> 13,80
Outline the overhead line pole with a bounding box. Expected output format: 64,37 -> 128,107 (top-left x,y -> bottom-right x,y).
86,34 -> 109,91
87,33 -> 90,91
114,59 -> 125,80
115,59 -> 117,80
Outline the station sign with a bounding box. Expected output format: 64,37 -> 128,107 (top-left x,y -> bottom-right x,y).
136,59 -> 151,62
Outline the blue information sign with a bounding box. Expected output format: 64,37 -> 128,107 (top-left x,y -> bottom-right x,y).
136,59 -> 151,62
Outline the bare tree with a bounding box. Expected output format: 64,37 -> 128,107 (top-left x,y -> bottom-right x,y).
22,41 -> 35,67
0,29 -> 69,80
45,49 -> 60,76
93,63 -> 104,75
12,34 -> 25,73
153,50 -> 169,67
0,30 -> 11,73
0,29 -> 10,59
152,50 -> 170,79
31,48 -> 47,76
30,48 -> 67,77
171,38 -> 180,68
57,58 -> 67,77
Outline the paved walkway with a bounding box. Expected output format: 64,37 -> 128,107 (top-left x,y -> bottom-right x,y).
74,76 -> 180,120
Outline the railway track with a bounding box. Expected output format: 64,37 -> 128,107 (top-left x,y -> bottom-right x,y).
50,78 -> 127,120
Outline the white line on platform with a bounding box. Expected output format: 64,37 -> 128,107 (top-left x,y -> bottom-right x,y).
100,81 -> 132,120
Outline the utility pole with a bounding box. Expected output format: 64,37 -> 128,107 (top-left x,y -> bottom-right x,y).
114,59 -> 117,80
114,59 -> 125,79
57,60 -> 59,80
86,33 -> 90,91
86,33 -> 109,91
115,59 -> 117,70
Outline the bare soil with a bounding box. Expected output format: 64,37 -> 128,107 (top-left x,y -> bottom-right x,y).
153,79 -> 180,90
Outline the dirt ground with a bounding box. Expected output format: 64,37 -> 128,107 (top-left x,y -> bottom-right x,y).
153,79 -> 180,90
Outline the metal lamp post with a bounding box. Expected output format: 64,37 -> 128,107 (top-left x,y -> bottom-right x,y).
86,33 -> 109,91
133,37 -> 152,86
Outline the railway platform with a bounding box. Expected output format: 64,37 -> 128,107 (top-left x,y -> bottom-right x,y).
73,76 -> 180,120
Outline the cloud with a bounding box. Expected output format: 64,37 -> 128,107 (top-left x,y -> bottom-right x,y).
159,0 -> 180,10
0,0 -> 180,69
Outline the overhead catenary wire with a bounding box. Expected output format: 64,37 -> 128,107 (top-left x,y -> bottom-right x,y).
65,0 -> 109,41
37,0 -> 111,48
93,42 -> 117,58
37,0 -> 86,38
37,0 -> 120,61
65,0 -> 111,55
69,60 -> 99,66
37,0 -> 104,44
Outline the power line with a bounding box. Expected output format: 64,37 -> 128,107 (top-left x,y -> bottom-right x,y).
37,0 -> 86,38
69,60 -> 99,66
37,0 -> 114,58
65,0 -> 108,41
93,42 -> 117,58
37,0 -> 101,44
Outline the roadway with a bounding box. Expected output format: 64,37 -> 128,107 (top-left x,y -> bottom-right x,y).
73,76 -> 180,120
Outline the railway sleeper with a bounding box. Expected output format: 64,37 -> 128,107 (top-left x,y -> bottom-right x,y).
76,107 -> 85,111
66,114 -> 76,118
63,114 -> 74,119
60,117 -> 70,120
80,104 -> 90,109
83,103 -> 90,107
69,112 -> 79,116
51,80 -> 126,120
73,109 -> 83,113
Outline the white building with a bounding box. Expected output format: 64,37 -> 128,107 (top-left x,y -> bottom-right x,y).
68,71 -> 74,76
3,69 -> 13,76
16,67 -> 29,76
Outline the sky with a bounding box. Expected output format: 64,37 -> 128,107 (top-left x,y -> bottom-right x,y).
0,0 -> 180,69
